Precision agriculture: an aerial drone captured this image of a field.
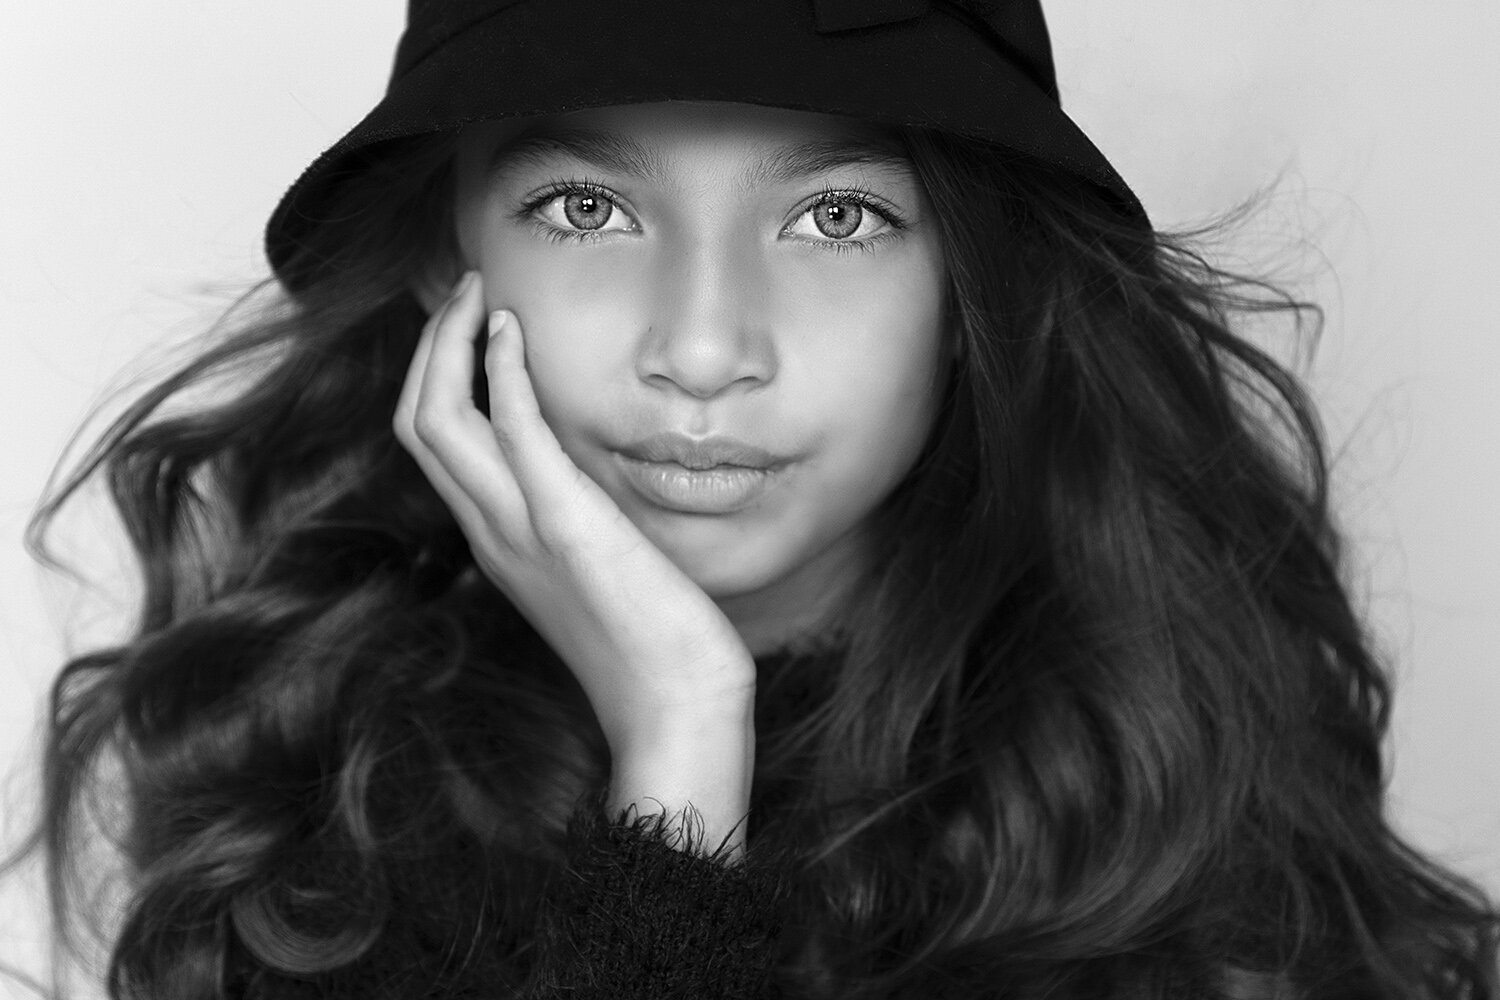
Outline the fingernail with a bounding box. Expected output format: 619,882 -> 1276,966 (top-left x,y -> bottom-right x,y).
456,270 -> 477,295
488,309 -> 510,339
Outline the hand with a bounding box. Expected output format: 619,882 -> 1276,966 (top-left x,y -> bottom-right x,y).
392,272 -> 757,761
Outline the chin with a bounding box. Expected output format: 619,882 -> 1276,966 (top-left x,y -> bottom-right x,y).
657,537 -> 793,600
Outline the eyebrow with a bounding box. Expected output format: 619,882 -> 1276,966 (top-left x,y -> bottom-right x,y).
486,125 -> 915,188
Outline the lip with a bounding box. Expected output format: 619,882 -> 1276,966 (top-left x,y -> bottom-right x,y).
614,433 -> 788,514
617,432 -> 784,471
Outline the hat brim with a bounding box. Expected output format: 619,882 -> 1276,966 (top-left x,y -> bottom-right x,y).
265,0 -> 1145,285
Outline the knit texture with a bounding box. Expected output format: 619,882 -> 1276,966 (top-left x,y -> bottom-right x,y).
531,801 -> 788,998
231,797 -> 790,999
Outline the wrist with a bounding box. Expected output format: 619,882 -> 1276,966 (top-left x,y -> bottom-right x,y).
601,678 -> 754,762
606,699 -> 756,855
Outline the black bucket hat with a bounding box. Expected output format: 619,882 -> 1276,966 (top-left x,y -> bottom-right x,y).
264,0 -> 1147,286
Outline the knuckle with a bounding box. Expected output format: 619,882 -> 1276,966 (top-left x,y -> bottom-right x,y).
391,408 -> 414,447
531,496 -> 597,556
411,407 -> 448,446
527,502 -> 576,551
479,517 -> 532,570
488,419 -> 519,454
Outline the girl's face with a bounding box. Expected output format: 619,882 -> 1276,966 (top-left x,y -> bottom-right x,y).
450,101 -> 948,651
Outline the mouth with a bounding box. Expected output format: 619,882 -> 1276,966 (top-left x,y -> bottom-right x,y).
614,432 -> 788,514
617,432 -> 784,471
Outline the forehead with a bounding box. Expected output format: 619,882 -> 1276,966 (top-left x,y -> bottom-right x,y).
458,100 -> 915,187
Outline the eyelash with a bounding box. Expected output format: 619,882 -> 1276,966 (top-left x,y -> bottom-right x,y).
512,178 -> 620,244
799,185 -> 909,254
512,177 -> 909,255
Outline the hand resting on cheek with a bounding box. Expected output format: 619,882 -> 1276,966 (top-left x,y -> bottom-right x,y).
392,269 -> 758,852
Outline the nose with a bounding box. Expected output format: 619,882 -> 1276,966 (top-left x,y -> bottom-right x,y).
635,236 -> 776,399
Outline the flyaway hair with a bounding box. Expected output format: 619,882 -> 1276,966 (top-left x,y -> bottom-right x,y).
13,126 -> 1499,999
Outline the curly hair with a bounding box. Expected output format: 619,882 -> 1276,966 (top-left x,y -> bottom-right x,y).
14,122 -> 1499,999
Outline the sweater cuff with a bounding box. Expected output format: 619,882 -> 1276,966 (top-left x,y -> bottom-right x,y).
532,797 -> 789,998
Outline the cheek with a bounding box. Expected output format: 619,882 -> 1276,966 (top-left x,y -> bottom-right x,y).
459,200 -> 948,472
776,251 -> 948,453
466,227 -> 647,427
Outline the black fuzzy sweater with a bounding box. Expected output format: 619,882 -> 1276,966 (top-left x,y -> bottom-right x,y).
232,799 -> 790,999
228,607 -> 829,999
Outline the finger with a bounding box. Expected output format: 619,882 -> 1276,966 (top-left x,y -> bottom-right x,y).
395,271 -> 470,436
393,274 -> 488,513
483,309 -> 589,508
391,278 -> 541,584
406,273 -> 527,526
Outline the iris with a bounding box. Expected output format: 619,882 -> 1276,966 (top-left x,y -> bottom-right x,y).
812,200 -> 862,239
563,191 -> 611,230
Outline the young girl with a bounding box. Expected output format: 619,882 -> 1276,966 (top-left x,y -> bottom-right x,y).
16,0 -> 1500,997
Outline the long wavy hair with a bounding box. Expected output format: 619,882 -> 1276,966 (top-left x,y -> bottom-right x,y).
14,119 -> 1499,999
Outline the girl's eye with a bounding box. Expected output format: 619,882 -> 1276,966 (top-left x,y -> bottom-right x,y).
518,182 -> 905,251
523,183 -> 638,240
783,191 -> 904,251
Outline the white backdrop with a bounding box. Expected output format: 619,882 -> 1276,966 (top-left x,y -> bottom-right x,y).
3,1 -> 1498,992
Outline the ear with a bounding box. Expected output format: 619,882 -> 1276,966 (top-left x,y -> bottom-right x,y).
409,250 -> 467,315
